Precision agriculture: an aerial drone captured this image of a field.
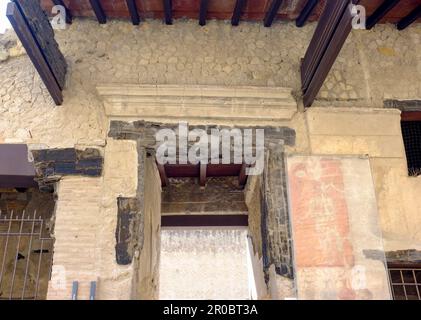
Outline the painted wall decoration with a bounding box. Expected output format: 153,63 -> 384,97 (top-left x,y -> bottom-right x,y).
287,155 -> 391,300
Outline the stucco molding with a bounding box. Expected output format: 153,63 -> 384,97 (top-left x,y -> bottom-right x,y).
96,84 -> 297,125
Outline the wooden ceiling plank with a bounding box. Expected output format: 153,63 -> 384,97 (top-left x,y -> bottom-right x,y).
125,0 -> 140,25
231,0 -> 247,26
199,0 -> 209,26
296,0 -> 318,27
52,0 -> 73,24
397,4 -> 421,30
366,0 -> 401,30
163,0 -> 173,25
264,0 -> 283,27
89,0 -> 106,24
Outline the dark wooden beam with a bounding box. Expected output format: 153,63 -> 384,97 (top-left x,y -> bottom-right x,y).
89,0 -> 106,24
238,163 -> 248,186
7,2 -> 63,105
125,0 -> 140,25
231,0 -> 247,26
397,4 -> 421,30
302,1 -> 354,108
301,0 -> 349,93
296,0 -> 318,27
162,214 -> 249,227
401,112 -> 421,122
366,0 -> 401,30
199,163 -> 207,186
199,0 -> 209,26
157,163 -> 169,187
52,0 -> 72,24
163,0 -> 172,25
264,0 -> 283,27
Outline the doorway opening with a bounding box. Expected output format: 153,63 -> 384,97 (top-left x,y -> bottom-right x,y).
158,173 -> 259,300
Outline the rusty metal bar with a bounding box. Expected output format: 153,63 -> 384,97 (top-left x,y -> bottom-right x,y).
0,212 -> 14,290
9,211 -> 25,299
21,211 -> 37,299
34,237 -> 44,300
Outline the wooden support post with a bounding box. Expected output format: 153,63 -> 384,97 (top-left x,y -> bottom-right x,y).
89,0 -> 106,24
231,0 -> 247,26
296,0 -> 318,27
126,0 -> 140,25
6,2 -> 63,105
52,0 -> 72,24
200,163 -> 207,186
397,4 -> 421,30
264,0 -> 283,27
157,163 -> 169,187
366,0 -> 400,30
163,0 -> 173,25
199,0 -> 209,26
238,163 -> 248,186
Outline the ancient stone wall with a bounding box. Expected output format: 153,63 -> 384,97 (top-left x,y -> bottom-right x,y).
0,19 -> 420,147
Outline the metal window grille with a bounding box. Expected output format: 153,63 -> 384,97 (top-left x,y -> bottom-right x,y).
0,211 -> 54,300
388,264 -> 421,300
401,121 -> 421,176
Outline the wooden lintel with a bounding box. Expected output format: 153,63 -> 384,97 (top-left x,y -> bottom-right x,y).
163,0 -> 173,25
6,2 -> 63,105
162,214 -> 249,227
231,0 -> 247,26
52,0 -> 73,24
263,0 -> 283,27
199,163 -> 207,186
89,0 -> 106,24
126,0 -> 140,25
401,111 -> 421,122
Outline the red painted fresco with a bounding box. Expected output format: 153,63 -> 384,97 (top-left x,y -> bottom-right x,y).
288,158 -> 354,269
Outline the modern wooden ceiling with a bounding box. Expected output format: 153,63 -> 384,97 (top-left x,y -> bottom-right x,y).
39,0 -> 421,26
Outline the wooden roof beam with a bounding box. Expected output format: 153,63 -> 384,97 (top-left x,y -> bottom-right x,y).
301,0 -> 354,108
264,0 -> 283,27
52,0 -> 73,24
163,0 -> 173,25
199,0 -> 209,26
7,1 -> 64,105
231,0 -> 247,26
296,0 -> 318,27
126,0 -> 140,25
366,0 -> 400,30
89,0 -> 106,24
397,4 -> 421,30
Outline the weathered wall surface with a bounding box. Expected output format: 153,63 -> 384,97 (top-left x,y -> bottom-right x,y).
287,155 -> 391,300
159,227 -> 251,300
305,108 -> 421,250
0,19 -> 420,147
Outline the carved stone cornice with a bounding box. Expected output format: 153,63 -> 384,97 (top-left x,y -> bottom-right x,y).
97,84 -> 297,125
